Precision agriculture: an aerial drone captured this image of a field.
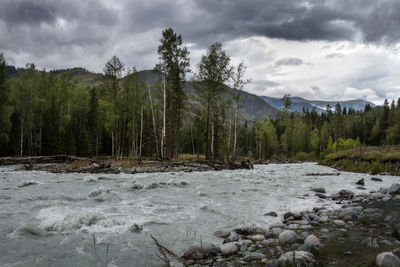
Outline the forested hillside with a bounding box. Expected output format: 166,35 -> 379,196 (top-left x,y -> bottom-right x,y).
0,28 -> 399,162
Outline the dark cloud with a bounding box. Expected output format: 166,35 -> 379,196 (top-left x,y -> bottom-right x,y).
275,58 -> 303,66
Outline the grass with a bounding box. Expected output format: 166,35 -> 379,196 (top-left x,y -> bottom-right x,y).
320,145 -> 400,175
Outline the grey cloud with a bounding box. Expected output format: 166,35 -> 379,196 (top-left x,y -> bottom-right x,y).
275,58 -> 303,66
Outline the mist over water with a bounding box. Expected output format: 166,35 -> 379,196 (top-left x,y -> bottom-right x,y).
1,163 -> 398,266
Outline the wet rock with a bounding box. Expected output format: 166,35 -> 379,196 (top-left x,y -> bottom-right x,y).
279,230 -> 298,245
388,184 -> 400,195
264,211 -> 278,217
356,186 -> 367,190
358,210 -> 384,225
220,242 -> 238,256
311,187 -> 326,193
300,225 -> 314,230
356,178 -> 365,185
376,252 -> 400,267
248,234 -> 265,241
297,243 -> 316,254
299,232 -> 309,240
315,193 -> 328,199
339,189 -> 354,199
16,225 -> 52,237
169,262 -> 184,267
18,180 -> 39,188
243,251 -> 266,262
304,235 -> 321,246
182,244 -> 219,260
340,206 -> 362,220
393,196 -> 400,202
371,192 -> 386,199
265,259 -> 281,267
371,177 -> 383,182
234,224 -> 265,235
129,184 -> 143,190
213,230 -> 230,239
333,220 -> 346,227
279,251 -> 316,266
129,224 -> 143,233
283,212 -> 295,220
223,231 -> 240,243
271,227 -> 283,237
288,224 -> 299,230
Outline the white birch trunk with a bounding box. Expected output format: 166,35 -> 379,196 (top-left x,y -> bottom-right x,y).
148,82 -> 159,157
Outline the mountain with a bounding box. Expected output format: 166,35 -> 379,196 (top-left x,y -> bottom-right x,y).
5,66 -> 278,121
261,96 -> 374,113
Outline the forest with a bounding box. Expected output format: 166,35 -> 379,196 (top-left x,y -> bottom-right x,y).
0,28 -> 399,162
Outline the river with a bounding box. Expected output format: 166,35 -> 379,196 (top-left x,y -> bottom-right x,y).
0,163 -> 398,266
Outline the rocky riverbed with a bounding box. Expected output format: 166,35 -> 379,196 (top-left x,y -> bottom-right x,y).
170,182 -> 400,266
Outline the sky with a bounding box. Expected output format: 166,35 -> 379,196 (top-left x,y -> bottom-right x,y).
1,0 -> 400,104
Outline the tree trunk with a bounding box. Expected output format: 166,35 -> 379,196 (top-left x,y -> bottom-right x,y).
148,82 -> 159,158
140,107 -> 143,157
20,116 -> 24,156
233,103 -> 238,155
161,79 -> 166,159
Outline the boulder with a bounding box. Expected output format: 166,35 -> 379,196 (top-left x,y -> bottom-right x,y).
339,189 -> 354,199
297,243 -> 316,254
243,251 -> 266,262
279,251 -> 316,266
371,192 -> 386,199
213,230 -> 230,238
220,242 -> 238,256
311,187 -> 326,193
315,193 -> 328,199
333,220 -> 346,227
234,224 -> 265,235
388,184 -> 400,195
248,234 -> 265,241
376,252 -> 400,267
182,244 -> 220,260
340,206 -> 362,219
304,235 -> 321,246
279,230 -> 299,245
356,178 -> 365,185
264,211 -> 278,217
371,177 -> 383,182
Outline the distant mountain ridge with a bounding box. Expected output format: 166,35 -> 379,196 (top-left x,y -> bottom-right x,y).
261,96 -> 374,113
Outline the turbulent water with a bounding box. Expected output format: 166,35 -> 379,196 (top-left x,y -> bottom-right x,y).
0,163 -> 399,266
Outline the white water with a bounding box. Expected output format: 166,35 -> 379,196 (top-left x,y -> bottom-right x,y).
0,163 -> 399,266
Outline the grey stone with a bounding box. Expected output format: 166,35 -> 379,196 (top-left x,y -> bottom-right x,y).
304,235 -> 321,246
182,243 -> 220,260
339,189 -> 355,199
387,184 -> 400,195
376,252 -> 400,267
299,232 -> 309,240
333,220 -> 346,227
311,187 -> 326,193
264,211 -> 278,217
243,251 -> 266,262
300,225 -> 314,230
234,224 -> 265,235
297,243 -> 316,254
220,242 -> 238,256
279,251 -> 316,266
213,230 -> 230,238
248,234 -> 265,241
359,210 -> 384,224
340,206 -> 362,219
279,230 -> 299,245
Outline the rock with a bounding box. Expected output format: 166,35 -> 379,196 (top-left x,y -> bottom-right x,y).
279,230 -> 299,245
279,251 -> 316,266
243,251 -> 266,262
372,192 -> 386,199
344,251 -> 352,256
388,184 -> 400,195
271,227 -> 283,237
304,235 -> 321,246
393,196 -> 400,202
223,231 -> 240,243
169,262 -> 184,267
299,232 -> 309,240
271,222 -> 285,228
283,212 -> 295,220
288,224 -> 299,230
220,242 -> 238,256
248,234 -> 265,241
372,177 -> 383,182
182,244 -> 220,260
213,230 -> 230,238
297,243 -> 316,254
393,248 -> 400,258
311,187 -> 326,193
300,225 -> 314,230
333,220 -> 346,227
376,252 -> 400,267
264,211 -> 278,217
315,193 -> 328,199
234,224 -> 265,235
340,206 -> 362,219
359,210 -> 384,224
356,178 -> 365,185
265,259 -> 281,267
380,240 -> 393,246
339,189 -> 354,199
356,186 -> 366,190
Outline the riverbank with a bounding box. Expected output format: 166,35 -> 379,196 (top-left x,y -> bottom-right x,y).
169,182 -> 400,266
320,146 -> 400,176
0,155 -> 254,174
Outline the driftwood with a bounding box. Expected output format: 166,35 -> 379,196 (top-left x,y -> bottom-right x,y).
0,155 -> 100,166
150,234 -> 180,266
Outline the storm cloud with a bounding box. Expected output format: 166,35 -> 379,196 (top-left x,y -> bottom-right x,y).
1,0 -> 400,104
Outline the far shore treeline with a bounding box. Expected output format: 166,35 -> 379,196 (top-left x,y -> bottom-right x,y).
0,28 -> 399,161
